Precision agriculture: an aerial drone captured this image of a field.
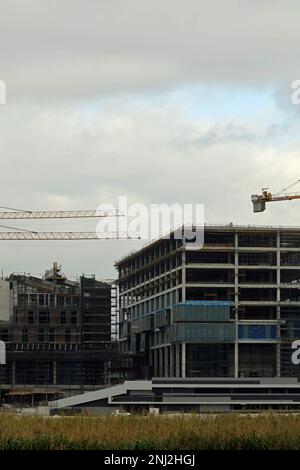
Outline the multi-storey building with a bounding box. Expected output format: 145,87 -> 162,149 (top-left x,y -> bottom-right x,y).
116,225 -> 300,379
0,263 -> 119,403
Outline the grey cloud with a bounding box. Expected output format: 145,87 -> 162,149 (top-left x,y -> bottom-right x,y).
0,0 -> 300,100
0,98 -> 299,277
0,99 -> 298,215
0,1 -> 299,278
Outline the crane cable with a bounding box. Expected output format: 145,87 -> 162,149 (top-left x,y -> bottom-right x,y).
0,205 -> 32,213
273,179 -> 300,196
0,205 -> 37,233
0,224 -> 38,234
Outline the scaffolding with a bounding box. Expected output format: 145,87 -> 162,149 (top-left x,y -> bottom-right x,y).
0,266 -> 133,403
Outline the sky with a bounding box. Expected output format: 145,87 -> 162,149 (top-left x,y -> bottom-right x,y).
0,0 -> 300,279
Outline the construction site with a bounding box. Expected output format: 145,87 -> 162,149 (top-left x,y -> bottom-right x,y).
2,183 -> 300,413
0,262 -> 142,405
0,209 -> 141,407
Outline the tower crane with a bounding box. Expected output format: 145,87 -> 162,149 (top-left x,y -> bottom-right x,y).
0,206 -> 140,240
0,207 -> 122,219
251,179 -> 300,213
0,231 -> 139,240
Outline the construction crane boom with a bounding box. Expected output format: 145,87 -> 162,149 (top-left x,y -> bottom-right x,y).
251,179 -> 300,212
0,209 -> 122,219
0,205 -> 138,240
0,231 -> 140,240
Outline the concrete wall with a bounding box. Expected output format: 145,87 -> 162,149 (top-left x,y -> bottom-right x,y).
0,280 -> 11,322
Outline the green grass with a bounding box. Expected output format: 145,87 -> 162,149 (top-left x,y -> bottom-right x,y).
0,412 -> 300,449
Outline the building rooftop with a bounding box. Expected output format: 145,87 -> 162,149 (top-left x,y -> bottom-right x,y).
115,223 -> 300,266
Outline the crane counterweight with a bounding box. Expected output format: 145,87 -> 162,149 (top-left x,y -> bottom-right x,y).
251,179 -> 300,213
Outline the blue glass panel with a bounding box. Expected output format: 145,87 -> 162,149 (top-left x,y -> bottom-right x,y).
238,325 -> 244,339
248,325 -> 266,339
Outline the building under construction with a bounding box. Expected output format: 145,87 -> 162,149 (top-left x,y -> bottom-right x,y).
0,263 -> 137,405
116,225 -> 300,380
4,224 -> 300,412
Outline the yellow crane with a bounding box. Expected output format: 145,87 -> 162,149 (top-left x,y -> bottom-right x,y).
252,179 -> 300,213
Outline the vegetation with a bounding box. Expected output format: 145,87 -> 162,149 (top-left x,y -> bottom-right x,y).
0,412 -> 300,450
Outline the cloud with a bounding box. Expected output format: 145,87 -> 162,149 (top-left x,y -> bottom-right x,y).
0,0 -> 300,101
0,96 -> 300,277
0,0 -> 300,278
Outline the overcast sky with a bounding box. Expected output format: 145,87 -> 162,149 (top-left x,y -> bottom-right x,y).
0,0 -> 300,279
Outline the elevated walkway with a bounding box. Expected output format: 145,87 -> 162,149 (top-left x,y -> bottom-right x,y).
48,380 -> 151,409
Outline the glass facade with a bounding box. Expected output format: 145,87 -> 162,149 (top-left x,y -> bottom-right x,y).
167,322 -> 235,343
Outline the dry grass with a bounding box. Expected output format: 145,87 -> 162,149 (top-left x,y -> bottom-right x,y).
0,412 -> 300,449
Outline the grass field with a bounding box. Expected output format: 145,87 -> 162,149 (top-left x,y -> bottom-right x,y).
0,412 -> 300,450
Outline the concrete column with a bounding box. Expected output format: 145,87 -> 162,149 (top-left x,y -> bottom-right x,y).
149,348 -> 153,378
276,230 -> 281,377
164,346 -> 169,377
234,343 -> 239,378
53,360 -> 57,385
104,362 -> 109,386
159,348 -> 164,377
154,349 -> 158,377
234,232 -> 239,378
176,343 -> 180,377
182,249 -> 186,302
11,360 -> 15,386
169,345 -> 174,377
181,342 -> 186,378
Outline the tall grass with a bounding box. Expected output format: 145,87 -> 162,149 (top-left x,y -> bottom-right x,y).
0,413 -> 300,449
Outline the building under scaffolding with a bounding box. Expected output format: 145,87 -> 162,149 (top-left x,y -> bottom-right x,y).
116,225 -> 300,379
0,263 -> 140,405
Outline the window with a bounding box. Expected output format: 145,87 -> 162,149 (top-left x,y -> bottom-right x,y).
28,310 -> 34,324
18,294 -> 27,306
57,296 -> 65,307
71,311 -> 77,324
60,311 -> 66,324
22,328 -> 28,342
49,328 -> 56,342
38,328 -> 45,342
38,310 -> 50,324
29,294 -> 37,305
0,328 -> 8,342
65,328 -> 71,343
